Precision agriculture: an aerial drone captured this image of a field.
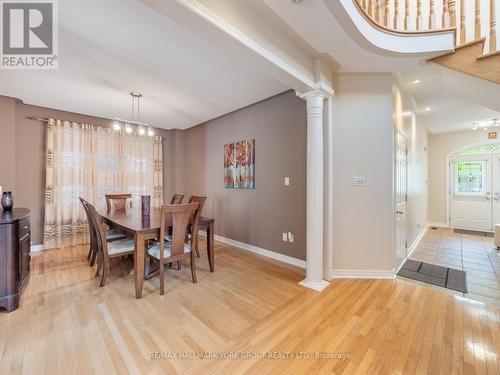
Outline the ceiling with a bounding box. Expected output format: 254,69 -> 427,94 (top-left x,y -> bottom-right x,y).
0,0 -> 286,130
398,64 -> 500,134
260,0 -> 500,135
1,0 -> 498,134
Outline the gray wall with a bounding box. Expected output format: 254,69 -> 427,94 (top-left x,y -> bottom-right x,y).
172,91 -> 307,260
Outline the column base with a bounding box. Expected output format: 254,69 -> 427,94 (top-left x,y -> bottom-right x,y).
299,279 -> 329,292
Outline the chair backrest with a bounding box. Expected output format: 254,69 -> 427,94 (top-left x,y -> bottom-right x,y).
159,203 -> 201,259
79,197 -> 96,244
188,195 -> 206,213
86,200 -> 110,259
170,194 -> 184,204
188,195 -> 206,223
105,194 -> 132,211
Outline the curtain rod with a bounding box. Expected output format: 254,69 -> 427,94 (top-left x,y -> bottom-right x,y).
25,116 -> 165,140
26,116 -> 49,122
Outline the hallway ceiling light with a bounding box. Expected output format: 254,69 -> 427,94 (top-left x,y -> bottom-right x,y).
413,79 -> 421,84
425,107 -> 431,111
472,118 -> 498,131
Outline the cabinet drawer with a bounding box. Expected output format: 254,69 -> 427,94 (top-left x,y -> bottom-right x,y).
19,219 -> 30,238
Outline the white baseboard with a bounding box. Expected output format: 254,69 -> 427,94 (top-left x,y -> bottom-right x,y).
299,279 -> 329,291
331,269 -> 395,279
201,232 -> 306,269
394,223 -> 430,274
30,244 -> 45,253
428,222 -> 449,228
406,223 -> 430,258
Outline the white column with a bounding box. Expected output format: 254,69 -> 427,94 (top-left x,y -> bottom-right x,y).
298,90 -> 329,292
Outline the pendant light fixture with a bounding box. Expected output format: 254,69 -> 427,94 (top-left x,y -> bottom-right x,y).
113,92 -> 154,136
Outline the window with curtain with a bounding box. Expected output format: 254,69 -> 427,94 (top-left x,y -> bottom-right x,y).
43,119 -> 163,248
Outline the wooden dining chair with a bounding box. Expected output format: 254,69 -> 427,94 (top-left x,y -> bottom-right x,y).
105,193 -> 132,211
164,195 -> 206,259
170,194 -> 184,204
86,201 -> 136,287
147,203 -> 201,295
188,195 -> 207,258
79,197 -> 126,266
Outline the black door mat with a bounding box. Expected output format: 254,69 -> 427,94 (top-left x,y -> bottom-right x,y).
453,228 -> 493,237
398,260 -> 467,293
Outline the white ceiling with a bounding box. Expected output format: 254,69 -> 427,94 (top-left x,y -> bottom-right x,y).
0,0 -> 286,129
260,0 -> 500,135
398,64 -> 500,134
1,0 -> 498,134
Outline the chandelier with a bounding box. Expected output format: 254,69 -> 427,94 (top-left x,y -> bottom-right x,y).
113,92 -> 154,136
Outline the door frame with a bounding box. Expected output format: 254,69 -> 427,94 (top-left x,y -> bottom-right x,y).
394,127 -> 407,270
445,141 -> 500,228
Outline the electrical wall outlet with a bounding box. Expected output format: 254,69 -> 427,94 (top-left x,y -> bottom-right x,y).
282,232 -> 288,242
288,232 -> 294,243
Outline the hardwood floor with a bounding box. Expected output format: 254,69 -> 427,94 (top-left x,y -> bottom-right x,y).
1,240 -> 499,374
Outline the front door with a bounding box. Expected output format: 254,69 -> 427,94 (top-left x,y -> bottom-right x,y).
395,131 -> 407,263
450,156 -> 492,231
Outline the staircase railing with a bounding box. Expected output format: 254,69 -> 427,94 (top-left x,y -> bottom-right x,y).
354,0 -> 498,54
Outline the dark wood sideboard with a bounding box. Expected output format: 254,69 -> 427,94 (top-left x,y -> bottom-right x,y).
0,208 -> 31,312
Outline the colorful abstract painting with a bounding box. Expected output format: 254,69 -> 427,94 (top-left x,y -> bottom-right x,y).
224,139 -> 255,189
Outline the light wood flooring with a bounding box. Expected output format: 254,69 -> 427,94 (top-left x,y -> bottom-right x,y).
1,239 -> 499,374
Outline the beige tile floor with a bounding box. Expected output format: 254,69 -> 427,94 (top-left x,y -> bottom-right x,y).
408,227 -> 500,306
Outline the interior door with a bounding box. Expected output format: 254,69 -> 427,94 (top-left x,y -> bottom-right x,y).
450,156 -> 492,231
395,131 -> 407,263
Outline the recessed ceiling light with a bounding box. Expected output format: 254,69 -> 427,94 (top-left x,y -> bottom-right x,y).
425,107 -> 431,111
413,79 -> 421,84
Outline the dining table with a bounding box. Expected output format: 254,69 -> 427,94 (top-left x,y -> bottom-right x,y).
98,207 -> 215,299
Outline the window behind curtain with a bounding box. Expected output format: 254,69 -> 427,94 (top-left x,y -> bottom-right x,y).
43,119 -> 163,248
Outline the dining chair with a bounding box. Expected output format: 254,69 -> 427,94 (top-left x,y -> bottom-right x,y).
164,195 -> 207,259
187,195 -> 207,258
86,201 -> 136,287
105,193 -> 132,211
79,197 -> 126,266
147,202 -> 201,295
170,194 -> 184,204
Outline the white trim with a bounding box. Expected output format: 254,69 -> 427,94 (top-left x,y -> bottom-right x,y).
406,224 -> 430,258
299,279 -> 329,291
331,269 -> 396,279
428,222 -> 449,228
30,244 -> 45,253
200,232 -> 306,269
393,223 -> 430,275
395,258 -> 407,274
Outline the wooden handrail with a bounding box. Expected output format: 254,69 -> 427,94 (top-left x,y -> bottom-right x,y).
354,0 -> 499,53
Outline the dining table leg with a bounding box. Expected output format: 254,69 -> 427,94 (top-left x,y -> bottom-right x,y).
134,233 -> 145,299
207,222 -> 215,272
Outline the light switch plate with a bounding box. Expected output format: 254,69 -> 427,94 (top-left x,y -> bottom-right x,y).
288,232 -> 294,243
284,177 -> 290,186
282,232 -> 288,242
352,176 -> 366,186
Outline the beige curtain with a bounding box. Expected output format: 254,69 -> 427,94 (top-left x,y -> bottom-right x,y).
44,119 -> 163,248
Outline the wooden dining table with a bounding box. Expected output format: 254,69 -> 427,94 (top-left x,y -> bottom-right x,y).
98,207 -> 215,299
